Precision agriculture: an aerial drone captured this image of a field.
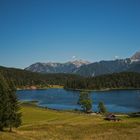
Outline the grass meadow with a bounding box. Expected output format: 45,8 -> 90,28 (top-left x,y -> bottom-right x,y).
0,103 -> 140,140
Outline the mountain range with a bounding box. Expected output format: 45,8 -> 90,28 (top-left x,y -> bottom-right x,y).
25,51 -> 140,77
25,60 -> 90,74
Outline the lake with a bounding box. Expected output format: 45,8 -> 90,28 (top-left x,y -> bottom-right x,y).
17,88 -> 140,113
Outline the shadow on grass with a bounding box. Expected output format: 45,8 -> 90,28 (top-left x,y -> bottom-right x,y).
128,112 -> 140,118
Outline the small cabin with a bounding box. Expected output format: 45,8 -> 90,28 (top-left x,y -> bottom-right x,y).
105,113 -> 121,121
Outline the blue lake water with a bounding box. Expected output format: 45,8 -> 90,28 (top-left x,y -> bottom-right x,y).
17,88 -> 140,113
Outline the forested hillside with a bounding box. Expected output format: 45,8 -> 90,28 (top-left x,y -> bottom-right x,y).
64,72 -> 140,90
1,66 -> 140,90
0,66 -> 83,88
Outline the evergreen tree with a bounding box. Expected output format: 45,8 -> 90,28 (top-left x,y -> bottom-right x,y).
0,74 -> 9,131
6,81 -> 21,132
0,74 -> 21,131
98,101 -> 107,114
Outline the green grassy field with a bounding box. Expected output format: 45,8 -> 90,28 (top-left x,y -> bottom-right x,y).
0,103 -> 140,140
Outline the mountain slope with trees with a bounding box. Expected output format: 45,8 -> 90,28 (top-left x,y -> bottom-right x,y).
0,66 -> 83,88
64,72 -> 140,90
1,66 -> 140,90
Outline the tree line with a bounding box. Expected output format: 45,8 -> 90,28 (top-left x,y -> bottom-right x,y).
0,66 -> 82,88
64,72 -> 140,90
1,66 -> 140,91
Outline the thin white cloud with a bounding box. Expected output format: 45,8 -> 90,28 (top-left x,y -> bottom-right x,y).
115,56 -> 119,59
72,56 -> 76,59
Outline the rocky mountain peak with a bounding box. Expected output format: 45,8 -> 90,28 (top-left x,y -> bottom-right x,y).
69,60 -> 90,68
131,51 -> 140,61
25,59 -> 90,74
25,51 -> 140,76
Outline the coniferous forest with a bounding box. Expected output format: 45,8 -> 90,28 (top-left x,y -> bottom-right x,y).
64,72 -> 140,90
1,66 -> 140,90
0,66 -> 82,88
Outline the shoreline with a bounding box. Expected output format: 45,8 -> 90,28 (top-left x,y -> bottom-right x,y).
21,101 -> 132,115
17,85 -> 64,91
17,85 -> 140,92
64,87 -> 140,92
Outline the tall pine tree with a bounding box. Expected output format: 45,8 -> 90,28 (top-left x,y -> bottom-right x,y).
0,74 -> 9,131
0,74 -> 21,131
7,80 -> 21,132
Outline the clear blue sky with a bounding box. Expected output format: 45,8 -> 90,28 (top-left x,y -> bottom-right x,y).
0,0 -> 140,68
